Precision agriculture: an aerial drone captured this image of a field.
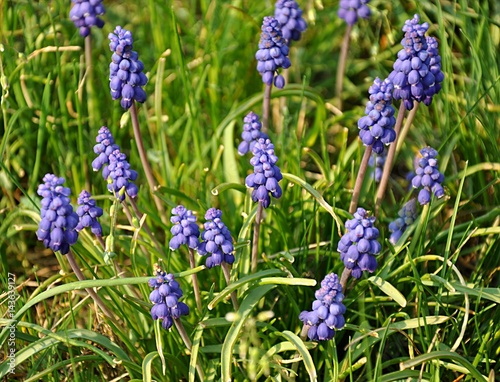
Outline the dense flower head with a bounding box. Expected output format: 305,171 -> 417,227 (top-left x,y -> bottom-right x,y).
75,190 -> 103,236
238,112 -> 268,156
148,268 -> 189,330
106,149 -> 139,201
197,208 -> 234,268
388,199 -> 418,244
169,205 -> 200,250
388,14 -> 443,110
92,126 -> 120,174
369,151 -> 386,183
422,36 -> 444,105
338,0 -> 370,26
245,138 -> 283,208
109,26 -> 148,109
69,0 -> 105,38
299,273 -> 346,341
274,0 -> 307,42
411,147 -> 445,205
255,16 -> 291,88
36,174 -> 79,255
357,78 -> 397,154
337,208 -> 381,279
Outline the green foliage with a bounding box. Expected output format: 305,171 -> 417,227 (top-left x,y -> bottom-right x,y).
1,0 -> 500,381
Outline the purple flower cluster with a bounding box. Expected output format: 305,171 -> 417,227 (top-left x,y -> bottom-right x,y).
197,208 -> 235,268
91,126 -> 120,173
337,208 -> 381,279
109,26 -> 148,109
92,127 -> 138,201
357,78 -> 397,154
106,150 -> 139,201
238,112 -> 268,156
388,199 -> 418,244
169,205 -> 200,250
69,0 -> 105,38
274,0 -> 307,42
36,174 -> 79,255
369,151 -> 386,183
256,16 -> 291,89
389,14 -> 443,110
149,270 -> 190,330
75,190 -> 103,236
299,273 -> 346,341
411,147 -> 444,205
338,0 -> 370,26
245,138 -> 283,208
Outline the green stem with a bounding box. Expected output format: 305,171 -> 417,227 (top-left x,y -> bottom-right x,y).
189,248 -> 203,312
349,145 -> 372,214
251,203 -> 263,273
336,24 -> 353,110
129,102 -> 164,214
262,84 -> 272,134
174,319 -> 205,381
221,262 -> 239,311
66,250 -> 117,323
375,102 -> 407,214
128,196 -> 164,256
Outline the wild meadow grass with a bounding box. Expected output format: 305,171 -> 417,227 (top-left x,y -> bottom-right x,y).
1,0 -> 500,381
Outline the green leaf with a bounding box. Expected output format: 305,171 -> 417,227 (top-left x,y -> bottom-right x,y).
368,276 -> 407,307
400,351 -> 488,381
282,172 -> 345,235
221,285 -> 276,382
211,182 -> 247,195
208,269 -> 283,309
280,330 -> 317,382
142,352 -> 159,382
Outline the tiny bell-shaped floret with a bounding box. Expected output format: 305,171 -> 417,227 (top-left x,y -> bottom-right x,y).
36,174 -> 79,255
245,138 -> 283,208
299,273 -> 346,341
274,0 -> 307,42
69,0 -> 105,38
411,147 -> 445,205
238,112 -> 268,156
388,199 -> 418,244
336,208 -> 381,279
337,0 -> 370,26
75,190 -> 103,236
197,208 -> 235,268
169,205 -> 200,250
148,267 -> 189,330
255,16 -> 291,89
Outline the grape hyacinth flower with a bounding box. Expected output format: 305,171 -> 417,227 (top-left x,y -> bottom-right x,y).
274,0 -> 307,42
169,205 -> 200,250
197,208 -> 234,269
75,190 -> 103,236
238,112 -> 268,156
92,126 -> 120,175
106,149 -> 139,201
357,77 -> 397,154
149,270 -> 190,330
388,14 -> 444,110
369,151 -> 386,183
109,26 -> 148,109
299,273 -> 346,341
245,138 -> 283,208
338,0 -> 370,26
36,174 -> 79,255
411,147 -> 445,205
337,208 -> 381,279
388,199 -> 418,244
69,0 -> 105,38
255,16 -> 291,89
423,36 -> 444,106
